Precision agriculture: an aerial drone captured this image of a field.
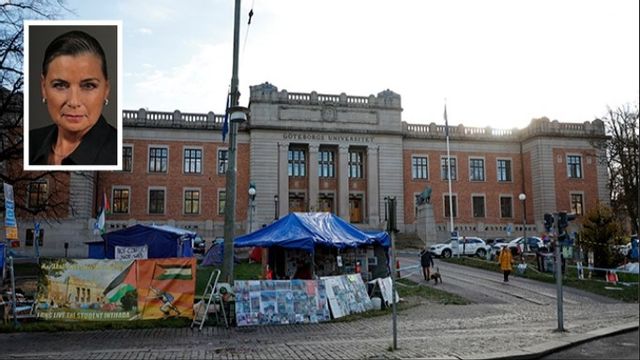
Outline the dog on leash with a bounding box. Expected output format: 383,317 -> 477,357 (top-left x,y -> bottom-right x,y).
430,267 -> 442,284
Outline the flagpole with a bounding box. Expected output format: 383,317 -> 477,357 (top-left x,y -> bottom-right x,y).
444,102 -> 457,257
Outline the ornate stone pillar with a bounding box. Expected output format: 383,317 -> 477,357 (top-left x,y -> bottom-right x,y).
308,144 -> 319,212
278,142 -> 289,218
338,144 -> 350,220
367,145 -> 380,225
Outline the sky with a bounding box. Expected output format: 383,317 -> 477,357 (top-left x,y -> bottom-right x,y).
61,0 -> 639,129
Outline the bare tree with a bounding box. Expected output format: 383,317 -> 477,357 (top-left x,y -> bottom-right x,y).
593,103 -> 639,234
1,0 -> 75,222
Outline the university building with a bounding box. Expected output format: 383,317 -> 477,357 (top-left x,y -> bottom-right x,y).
8,83 -> 609,257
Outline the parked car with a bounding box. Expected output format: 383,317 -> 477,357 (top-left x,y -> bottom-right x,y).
485,238 -> 508,247
492,236 -> 544,256
430,236 -> 488,258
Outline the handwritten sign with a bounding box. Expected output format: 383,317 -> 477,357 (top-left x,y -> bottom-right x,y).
115,245 -> 148,260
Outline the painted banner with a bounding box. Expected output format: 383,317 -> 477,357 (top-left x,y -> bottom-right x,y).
321,274 -> 373,319
136,258 -> 196,320
234,279 -> 330,326
115,245 -> 148,260
3,182 -> 18,240
38,258 -> 195,321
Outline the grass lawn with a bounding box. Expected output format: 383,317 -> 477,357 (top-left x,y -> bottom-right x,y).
443,256 -> 639,303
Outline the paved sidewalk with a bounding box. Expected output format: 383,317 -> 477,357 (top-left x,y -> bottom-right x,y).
1,298 -> 638,359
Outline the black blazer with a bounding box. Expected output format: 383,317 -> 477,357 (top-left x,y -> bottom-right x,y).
30,116 -> 117,166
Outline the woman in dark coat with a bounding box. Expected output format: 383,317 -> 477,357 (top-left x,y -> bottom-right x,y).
420,247 -> 435,281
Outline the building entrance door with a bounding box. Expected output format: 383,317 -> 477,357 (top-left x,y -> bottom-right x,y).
349,196 -> 363,223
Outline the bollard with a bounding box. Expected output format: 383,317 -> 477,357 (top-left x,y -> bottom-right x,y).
396,260 -> 401,278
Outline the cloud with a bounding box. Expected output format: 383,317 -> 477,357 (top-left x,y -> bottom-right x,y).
125,42 -> 233,113
138,27 -> 152,35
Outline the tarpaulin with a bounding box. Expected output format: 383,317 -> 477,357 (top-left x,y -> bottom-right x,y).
234,212 -> 390,252
100,224 -> 195,259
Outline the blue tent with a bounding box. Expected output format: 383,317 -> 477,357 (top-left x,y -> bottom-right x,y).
234,212 -> 390,252
97,224 -> 195,259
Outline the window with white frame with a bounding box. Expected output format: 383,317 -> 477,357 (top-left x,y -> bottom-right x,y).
444,194 -> 457,218
184,189 -> 200,214
469,158 -> 485,181
571,193 -> 584,215
184,148 -> 202,174
441,157 -> 457,180
472,195 -> 485,218
348,150 -> 364,178
123,145 -> 133,172
217,149 -> 228,174
500,196 -> 513,218
288,148 -> 306,177
218,190 -> 226,215
412,156 -> 428,180
112,187 -> 130,214
497,159 -> 512,182
318,149 -> 335,178
148,147 -> 168,173
567,155 -> 582,178
149,188 -> 165,214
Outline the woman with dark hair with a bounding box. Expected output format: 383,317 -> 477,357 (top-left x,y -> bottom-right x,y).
30,30 -> 116,166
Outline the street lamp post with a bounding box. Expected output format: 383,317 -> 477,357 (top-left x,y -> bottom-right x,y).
221,0 -> 247,284
518,193 -> 527,253
248,182 -> 256,233
274,195 -> 279,220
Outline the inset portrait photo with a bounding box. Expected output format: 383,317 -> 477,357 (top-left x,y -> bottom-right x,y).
24,20 -> 122,171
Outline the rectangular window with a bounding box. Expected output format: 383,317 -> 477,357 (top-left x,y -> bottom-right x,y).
218,149 -> 228,174
184,148 -> 202,174
288,148 -> 306,177
148,147 -> 168,173
184,189 -> 200,215
500,196 -> 513,218
567,155 -> 582,178
441,157 -> 457,180
444,195 -> 457,218
123,146 -> 132,172
571,193 -> 584,216
469,158 -> 485,181
25,228 -> 44,247
412,156 -> 428,180
349,150 -> 364,178
318,149 -> 335,178
218,190 -> 226,215
27,180 -> 48,209
497,159 -> 512,182
112,188 -> 130,214
472,196 -> 485,218
149,189 -> 165,214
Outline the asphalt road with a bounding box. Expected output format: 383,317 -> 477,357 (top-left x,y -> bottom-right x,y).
540,329 -> 639,359
398,251 -> 639,359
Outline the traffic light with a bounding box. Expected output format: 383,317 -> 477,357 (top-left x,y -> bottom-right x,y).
557,212 -> 577,242
544,213 -> 554,232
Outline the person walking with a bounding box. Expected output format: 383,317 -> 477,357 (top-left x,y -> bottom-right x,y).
499,246 -> 513,282
420,247 -> 435,281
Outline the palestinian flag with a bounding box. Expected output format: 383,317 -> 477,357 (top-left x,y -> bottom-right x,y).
154,264 -> 193,280
103,261 -> 137,303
